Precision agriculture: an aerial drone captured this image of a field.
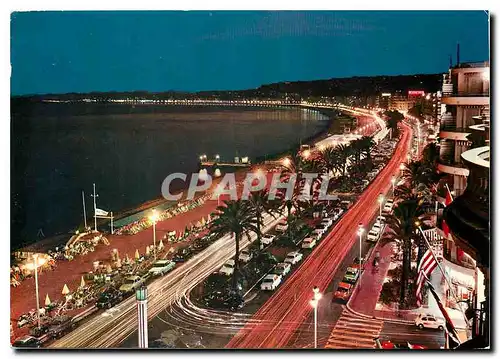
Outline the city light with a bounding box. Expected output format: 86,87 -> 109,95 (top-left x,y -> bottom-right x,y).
282,158 -> 291,167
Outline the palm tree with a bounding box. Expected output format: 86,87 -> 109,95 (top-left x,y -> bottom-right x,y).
380,199 -> 424,308
335,143 -> 352,177
321,147 -> 343,176
422,142 -> 439,166
209,200 -> 259,291
248,190 -> 279,249
359,135 -> 376,165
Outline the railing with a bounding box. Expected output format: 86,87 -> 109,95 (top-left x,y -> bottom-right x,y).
438,157 -> 468,168
439,126 -> 472,133
453,61 -> 490,69
445,91 -> 490,97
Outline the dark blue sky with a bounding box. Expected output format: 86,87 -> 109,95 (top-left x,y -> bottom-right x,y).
11,11 -> 489,95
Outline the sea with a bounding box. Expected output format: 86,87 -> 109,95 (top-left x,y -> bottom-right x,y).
11,103 -> 331,250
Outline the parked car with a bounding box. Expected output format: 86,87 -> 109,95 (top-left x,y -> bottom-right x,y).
383,199 -> 394,213
284,251 -> 303,265
261,234 -> 276,245
376,215 -> 386,223
219,259 -> 235,276
275,222 -> 288,233
321,218 -> 333,227
149,260 -> 176,276
333,282 -> 353,303
273,262 -> 291,277
343,267 -> 360,284
119,275 -> 146,293
313,229 -> 324,238
260,274 -> 282,291
239,249 -> 253,263
96,289 -> 123,309
203,291 -> 244,311
352,256 -> 366,270
367,229 -> 380,242
372,222 -> 383,233
172,248 -> 193,263
48,317 -> 75,339
301,237 -> 317,249
415,314 -> 445,330
12,335 -> 42,348
378,340 -> 427,350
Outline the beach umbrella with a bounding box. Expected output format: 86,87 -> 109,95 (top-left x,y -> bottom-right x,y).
106,264 -> 112,274
146,246 -> 150,256
45,294 -> 51,306
158,240 -> 164,251
80,276 -> 86,288
201,217 -> 206,226
207,214 -> 211,223
135,249 -> 140,260
125,253 -> 130,263
61,284 -> 70,296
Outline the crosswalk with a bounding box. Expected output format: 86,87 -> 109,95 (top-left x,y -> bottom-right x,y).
324,307 -> 383,349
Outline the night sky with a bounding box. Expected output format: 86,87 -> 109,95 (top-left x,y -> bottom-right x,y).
11,11 -> 489,96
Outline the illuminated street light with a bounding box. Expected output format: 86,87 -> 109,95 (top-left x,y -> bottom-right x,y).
310,286 -> 322,348
357,224 -> 364,271
282,157 -> 291,167
378,193 -> 384,220
399,163 -> 405,171
303,150 -> 311,159
391,176 -> 396,196
26,254 -> 46,329
215,154 -> 220,161
149,210 -> 159,260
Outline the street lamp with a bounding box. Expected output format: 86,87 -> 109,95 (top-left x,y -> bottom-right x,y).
391,176 -> 396,196
406,154 -> 411,163
399,163 -> 405,172
357,224 -> 364,269
378,193 -> 384,220
149,210 -> 159,260
215,154 -> 220,161
26,254 -> 46,329
282,157 -> 291,168
309,286 -> 322,349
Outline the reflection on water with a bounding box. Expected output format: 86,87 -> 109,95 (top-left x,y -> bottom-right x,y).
11,104 -> 329,248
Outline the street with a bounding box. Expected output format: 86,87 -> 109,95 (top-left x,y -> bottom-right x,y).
379,321 -> 445,349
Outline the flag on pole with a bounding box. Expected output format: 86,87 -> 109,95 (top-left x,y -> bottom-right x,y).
95,208 -> 109,216
425,277 -> 461,348
416,248 -> 438,306
442,185 -> 454,238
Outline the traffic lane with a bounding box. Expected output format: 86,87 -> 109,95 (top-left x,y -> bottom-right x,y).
379,321 -> 445,349
225,123 -> 412,348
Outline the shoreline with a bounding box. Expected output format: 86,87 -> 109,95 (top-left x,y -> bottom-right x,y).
13,105 -> 344,254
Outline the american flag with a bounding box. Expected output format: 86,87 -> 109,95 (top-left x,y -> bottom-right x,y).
442,185 -> 454,237
416,248 -> 438,306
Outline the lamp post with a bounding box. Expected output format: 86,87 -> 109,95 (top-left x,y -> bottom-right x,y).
28,254 -> 45,329
378,193 -> 384,220
310,286 -> 322,349
357,224 -> 364,269
149,210 -> 159,260
391,176 -> 396,196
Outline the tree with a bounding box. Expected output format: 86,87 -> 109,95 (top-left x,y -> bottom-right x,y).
248,190 -> 279,249
422,142 -> 439,167
321,147 -> 343,177
384,110 -> 404,137
335,143 -> 353,177
380,200 -> 424,308
359,135 -> 376,166
209,200 -> 259,291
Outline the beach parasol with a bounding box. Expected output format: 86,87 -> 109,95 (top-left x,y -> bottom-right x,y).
146,246 -> 150,256
45,294 -> 51,306
207,214 -> 211,223
61,284 -> 70,296
135,249 -> 140,260
80,276 -> 86,288
201,217 -> 206,226
158,240 -> 164,251
125,253 -> 130,263
106,264 -> 112,274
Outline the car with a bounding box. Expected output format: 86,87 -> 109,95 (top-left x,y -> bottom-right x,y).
119,275 -> 146,293
260,274 -> 282,291
203,291 -> 244,311
415,314 -> 445,330
96,289 -> 123,309
321,218 -> 333,227
12,335 -> 42,348
239,249 -> 253,263
48,318 -> 76,339
333,282 -> 353,302
273,262 -> 291,277
352,256 -> 366,270
284,251 -> 303,265
378,340 -> 427,350
376,215 -> 386,223
219,259 -> 235,276
172,248 -> 193,263
383,201 -> 394,213
343,267 -> 360,283
275,222 -> 288,233
367,229 -> 380,242
261,234 -> 276,245
372,222 -> 383,233
313,228 -> 324,238
301,237 -> 317,249
149,260 -> 176,276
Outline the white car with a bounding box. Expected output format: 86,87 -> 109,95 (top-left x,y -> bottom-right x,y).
284,251 -> 303,265
301,237 -> 317,249
219,259 -> 235,276
366,230 -> 380,242
372,222 -> 383,233
260,274 -> 282,291
148,260 -> 176,276
376,215 -> 386,224
239,249 -> 253,263
415,314 -> 445,330
313,228 -> 324,238
321,218 -> 333,227
273,262 -> 291,277
275,222 -> 288,233
119,275 -> 145,293
261,234 -> 276,245
383,199 -> 394,213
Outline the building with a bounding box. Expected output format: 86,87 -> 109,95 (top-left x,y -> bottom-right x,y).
377,93 -> 391,109
441,62 -> 490,348
437,61 -> 490,196
391,92 -> 411,112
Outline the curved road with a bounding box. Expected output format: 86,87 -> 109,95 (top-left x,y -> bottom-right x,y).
226,122 -> 412,348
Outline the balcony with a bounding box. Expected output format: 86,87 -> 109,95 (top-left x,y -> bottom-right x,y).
437,158 -> 470,177
439,125 -> 471,141
441,91 -> 490,106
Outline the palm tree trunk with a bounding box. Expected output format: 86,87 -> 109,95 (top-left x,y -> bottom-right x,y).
257,210 -> 262,250
232,232 -> 240,291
